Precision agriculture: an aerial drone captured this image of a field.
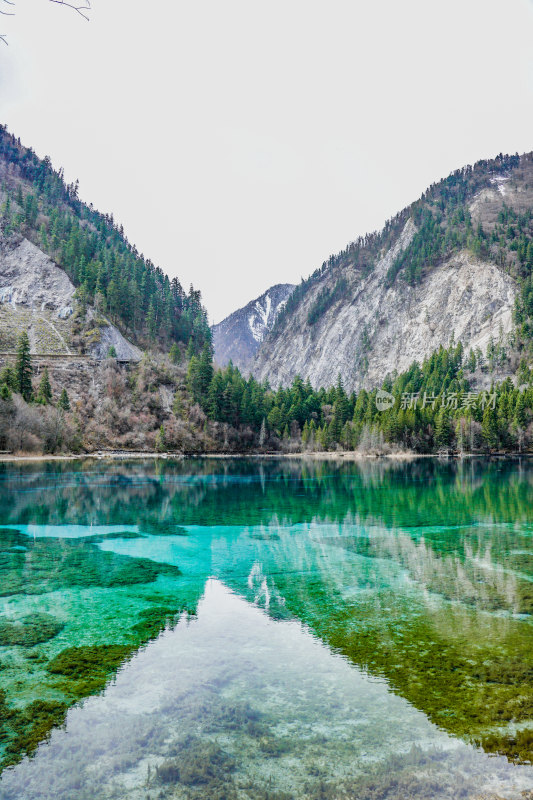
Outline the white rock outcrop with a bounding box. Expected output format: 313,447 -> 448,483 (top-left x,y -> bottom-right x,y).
0,236 -> 76,313
252,221 -> 517,392
90,324 -> 142,362
0,234 -> 141,360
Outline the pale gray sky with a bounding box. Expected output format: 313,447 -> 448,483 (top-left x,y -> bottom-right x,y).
1,0 -> 533,323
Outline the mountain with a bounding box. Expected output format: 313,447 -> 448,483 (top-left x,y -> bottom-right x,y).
253,153 -> 533,391
212,283 -> 295,372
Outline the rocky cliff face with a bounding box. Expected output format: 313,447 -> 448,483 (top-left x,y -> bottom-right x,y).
212,283 -> 295,372
252,154 -> 533,391
0,235 -> 75,315
0,233 -> 141,361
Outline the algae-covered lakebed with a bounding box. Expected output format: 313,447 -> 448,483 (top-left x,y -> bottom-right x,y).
0,458 -> 532,799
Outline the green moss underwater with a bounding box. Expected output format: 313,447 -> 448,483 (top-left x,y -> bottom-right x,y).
0,524 -> 203,772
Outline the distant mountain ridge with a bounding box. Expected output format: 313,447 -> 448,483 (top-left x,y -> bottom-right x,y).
212,283 -> 295,373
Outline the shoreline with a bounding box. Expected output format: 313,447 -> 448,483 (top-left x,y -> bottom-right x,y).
0,450 -> 528,464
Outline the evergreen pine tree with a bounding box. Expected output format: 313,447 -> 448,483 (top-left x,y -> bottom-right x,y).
514,392 -> 527,429
16,331 -> 33,401
0,365 -> 17,391
106,279 -> 120,320
267,406 -> 282,436
186,339 -> 195,360
434,407 -> 450,449
58,388 -> 71,411
341,420 -> 352,450
481,404 -> 498,450
39,223 -> 48,250
327,418 -> 338,446
169,343 -> 181,365
208,372 -> 225,420
186,356 -> 200,402
36,367 -> 52,405
146,300 -> 157,340
334,373 -> 349,424
455,416 -> 468,455
197,342 -> 214,401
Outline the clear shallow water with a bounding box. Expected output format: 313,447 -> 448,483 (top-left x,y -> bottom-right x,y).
0,457 -> 532,799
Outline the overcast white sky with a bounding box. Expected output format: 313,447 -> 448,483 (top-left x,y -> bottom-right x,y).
1,0 -> 533,323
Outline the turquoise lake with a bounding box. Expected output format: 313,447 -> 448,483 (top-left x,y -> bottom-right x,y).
0,457 -> 532,799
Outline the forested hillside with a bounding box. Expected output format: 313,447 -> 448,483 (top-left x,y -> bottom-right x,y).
185,338 -> 533,455
0,126 -> 210,353
4,325 -> 531,456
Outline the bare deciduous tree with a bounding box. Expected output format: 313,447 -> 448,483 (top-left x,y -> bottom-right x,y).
48,0 -> 90,21
0,0 -> 14,44
1,0 -> 90,44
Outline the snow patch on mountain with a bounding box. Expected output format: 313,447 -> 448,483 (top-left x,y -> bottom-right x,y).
249,293 -> 273,342
490,175 -> 510,196
212,283 -> 295,373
